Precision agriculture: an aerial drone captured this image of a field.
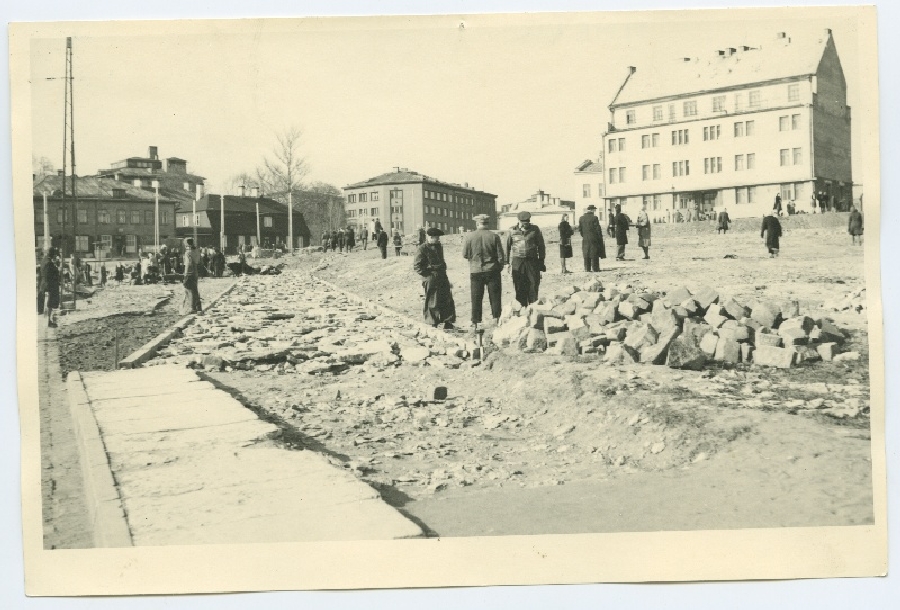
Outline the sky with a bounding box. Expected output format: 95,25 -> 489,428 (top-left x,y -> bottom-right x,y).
27,8 -> 869,206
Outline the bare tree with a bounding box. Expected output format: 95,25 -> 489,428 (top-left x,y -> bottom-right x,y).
225,171 -> 257,195
259,127 -> 310,201
32,155 -> 55,182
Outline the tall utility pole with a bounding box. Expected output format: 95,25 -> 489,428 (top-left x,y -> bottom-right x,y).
62,36 -> 77,308
220,193 -> 225,252
153,180 -> 160,253
288,190 -> 293,254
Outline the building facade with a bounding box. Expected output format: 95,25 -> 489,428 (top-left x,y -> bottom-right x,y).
498,190 -> 575,231
176,189 -> 310,254
33,175 -> 178,257
603,29 -> 851,220
573,159 -> 607,223
343,168 -> 498,234
97,145 -> 206,208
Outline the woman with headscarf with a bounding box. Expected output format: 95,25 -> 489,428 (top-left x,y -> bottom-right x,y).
413,227 -> 456,328
182,238 -> 203,314
39,248 -> 61,328
636,202 -> 651,260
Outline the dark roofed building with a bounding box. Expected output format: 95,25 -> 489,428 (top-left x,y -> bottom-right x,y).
97,145 -> 206,208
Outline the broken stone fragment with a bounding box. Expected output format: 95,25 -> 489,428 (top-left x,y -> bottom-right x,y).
625,324 -> 659,350
714,336 -> 741,364
816,342 -> 837,361
752,345 -> 794,369
692,286 -> 719,310
723,298 -> 750,320
833,351 -> 861,362
666,333 -> 708,370
699,332 -> 719,356
543,316 -> 567,335
750,301 -> 782,328
525,328 -> 548,352
755,332 -> 783,348
640,326 -> 680,365
666,286 -> 692,305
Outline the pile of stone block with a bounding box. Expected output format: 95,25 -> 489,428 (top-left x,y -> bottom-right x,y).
823,287 -> 866,314
492,278 -> 857,370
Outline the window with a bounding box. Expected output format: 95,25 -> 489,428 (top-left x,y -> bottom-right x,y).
792,147 -> 802,165
359,193 -> 367,203
668,104 -> 676,120
652,164 -> 661,180
160,211 -> 170,225
703,125 -> 721,141
618,168 -> 626,183
734,122 -> 744,137
672,160 -> 690,177
75,235 -> 89,252
371,192 -> 379,201
348,194 -> 356,203
745,120 -> 755,136
263,216 -> 273,228
652,133 -> 660,147
712,95 -> 725,112
746,153 -> 756,169
143,210 -> 153,225
181,215 -> 190,227
97,209 -> 110,224
131,210 -> 141,224
642,135 -> 650,149
671,129 -> 689,145
653,105 -> 663,121
734,93 -> 744,111
99,235 -> 112,252
618,137 -> 625,151
736,188 -> 746,204
748,186 -> 757,203
626,110 -> 635,124
791,114 -> 800,130
704,157 -> 723,174
642,195 -> 651,208
117,210 -> 127,224
735,154 -> 745,171
780,149 -> 790,166
583,184 -> 591,198
788,83 -> 799,102
371,208 -> 377,216
642,165 -> 650,181
608,168 -> 617,184
598,183 -> 604,197
749,90 -> 760,108
608,139 -> 617,153
653,194 -> 661,210
779,116 -> 789,131
76,208 -> 87,224
358,208 -> 365,216
442,193 -> 447,202
683,100 -> 697,116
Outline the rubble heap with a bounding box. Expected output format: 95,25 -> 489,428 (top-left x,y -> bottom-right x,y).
823,287 -> 866,314
491,278 -> 859,370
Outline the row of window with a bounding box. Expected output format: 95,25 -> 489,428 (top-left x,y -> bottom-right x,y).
425,205 -> 472,220
425,190 -> 478,205
623,83 -> 800,125
347,191 -> 380,204
54,208 -> 171,226
779,114 -> 802,131
620,149 -> 797,182
582,183 -> 604,198
612,120 -> 765,154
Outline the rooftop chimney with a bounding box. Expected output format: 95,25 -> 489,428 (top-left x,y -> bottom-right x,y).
250,186 -> 259,198
628,66 -> 636,74
149,146 -> 158,160
57,169 -> 64,177
239,185 -> 246,198
196,184 -> 204,199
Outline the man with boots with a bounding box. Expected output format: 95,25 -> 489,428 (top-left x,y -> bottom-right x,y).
505,211 -> 545,307
463,214 -> 505,330
577,204 -> 605,272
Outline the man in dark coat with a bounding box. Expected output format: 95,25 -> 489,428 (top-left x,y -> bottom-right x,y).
505,211 -> 546,307
614,204 -> 630,261
717,208 -> 731,234
418,226 -> 427,246
321,230 -> 330,252
330,230 -> 339,252
360,226 -> 369,250
848,205 -> 864,245
39,248 -> 61,327
577,205 -> 605,272
413,228 -> 456,328
463,214 -> 505,328
773,194 -> 783,216
761,212 -> 783,257
376,229 -> 389,259
346,226 -> 356,252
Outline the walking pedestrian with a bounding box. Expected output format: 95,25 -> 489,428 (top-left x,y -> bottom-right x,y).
330,230 -> 339,252
505,211 -> 545,307
321,230 -> 330,252
393,230 -> 403,256
558,213 -> 575,274
414,227 -> 456,328
577,205 -> 604,272
338,228 -> 346,253
346,226 -> 356,252
773,193 -> 783,217
614,203 -> 630,261
182,238 -> 203,313
39,247 -> 61,328
848,205 -> 864,245
717,208 -> 731,234
636,202 -> 651,260
463,213 -> 505,329
360,226 -> 369,250
761,211 -> 783,257
376,229 -> 389,259
100,261 -> 107,287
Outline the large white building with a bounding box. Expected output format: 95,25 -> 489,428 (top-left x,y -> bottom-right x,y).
602,29 -> 851,220
573,158 -> 607,223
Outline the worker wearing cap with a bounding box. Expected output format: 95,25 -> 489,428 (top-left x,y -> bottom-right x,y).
463,213 -> 505,329
578,204 -> 606,272
413,227 -> 457,328
505,210 -> 545,307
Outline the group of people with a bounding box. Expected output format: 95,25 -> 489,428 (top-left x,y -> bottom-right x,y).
323,218 -> 412,261
557,202 -> 649,274
321,226 -> 357,253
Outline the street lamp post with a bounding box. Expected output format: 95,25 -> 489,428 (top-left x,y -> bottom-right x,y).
152,180 -> 160,254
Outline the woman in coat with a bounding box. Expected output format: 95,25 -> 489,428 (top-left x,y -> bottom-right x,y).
392,230 -> 403,256
761,212 -> 783,257
39,248 -> 61,328
376,229 -> 389,259
717,208 -> 731,234
614,203 -> 630,261
182,238 -> 203,314
413,228 -> 456,328
636,203 -> 651,260
557,214 -> 574,274
848,205 -> 864,245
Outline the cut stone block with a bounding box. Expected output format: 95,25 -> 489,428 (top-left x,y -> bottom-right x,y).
723,299 -> 750,320
778,326 -> 809,345
525,328 -> 548,352
753,345 -> 794,368
594,301 -> 619,324
666,334 -> 708,370
558,334 -> 579,356
693,286 -> 720,310
816,342 -> 837,361
740,343 -> 753,363
815,319 -> 847,344
543,316 -> 567,334
625,324 -> 659,350
667,286 -> 692,306
750,301 -> 782,328
755,332 -> 783,348
780,316 -> 815,334
714,336 -> 741,364
618,301 -> 638,320
606,343 -> 639,365
699,332 -> 719,355
640,327 -> 680,365
704,309 -> 727,329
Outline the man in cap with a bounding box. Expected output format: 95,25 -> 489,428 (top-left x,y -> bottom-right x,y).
614,203 -> 630,261
577,204 -> 605,272
182,237 -> 203,314
413,227 -> 457,328
505,210 -> 546,307
463,213 -> 505,329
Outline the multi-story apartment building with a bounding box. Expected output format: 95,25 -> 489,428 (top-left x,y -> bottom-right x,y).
603,29 -> 851,220
498,190 -> 575,231
343,168 -> 498,234
573,158 -> 607,223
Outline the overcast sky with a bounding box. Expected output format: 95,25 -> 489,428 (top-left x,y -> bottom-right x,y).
28,8 -> 867,205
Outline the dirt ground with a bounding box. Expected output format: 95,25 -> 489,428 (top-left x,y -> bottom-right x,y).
204,213 -> 874,535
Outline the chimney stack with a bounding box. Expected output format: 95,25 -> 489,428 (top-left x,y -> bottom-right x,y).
251,186 -> 259,198
149,146 -> 158,160
196,184 -> 204,199
57,169 -> 64,177
239,185 -> 246,198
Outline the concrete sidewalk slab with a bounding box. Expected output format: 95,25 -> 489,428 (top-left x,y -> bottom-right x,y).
70,364 -> 422,546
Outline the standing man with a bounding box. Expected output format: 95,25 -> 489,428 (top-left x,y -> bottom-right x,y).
761,211 -> 783,258
636,202 -> 651,260
360,225 -> 369,250
346,225 -> 356,252
717,208 -> 731,234
463,213 -> 505,329
321,229 -> 330,252
414,228 -> 456,328
614,203 -> 630,261
773,193 -> 783,216
505,211 -> 545,307
577,204 -> 604,272
418,225 -> 427,246
182,238 -> 203,314
39,247 -> 61,328
376,229 -> 389,259
392,230 -> 403,256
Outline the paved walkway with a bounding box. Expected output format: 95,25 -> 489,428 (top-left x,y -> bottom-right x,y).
69,365 -> 422,545
38,323 -> 93,549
